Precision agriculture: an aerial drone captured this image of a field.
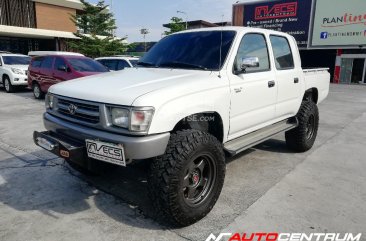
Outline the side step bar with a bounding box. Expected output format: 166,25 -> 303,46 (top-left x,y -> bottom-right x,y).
224,118 -> 298,156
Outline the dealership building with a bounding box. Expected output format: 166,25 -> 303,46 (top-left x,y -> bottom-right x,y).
0,0 -> 83,54
233,0 -> 366,84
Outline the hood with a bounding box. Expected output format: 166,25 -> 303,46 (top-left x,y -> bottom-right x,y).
8,65 -> 29,71
49,68 -> 215,106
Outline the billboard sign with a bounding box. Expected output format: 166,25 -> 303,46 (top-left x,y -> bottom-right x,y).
239,0 -> 313,48
310,0 -> 366,48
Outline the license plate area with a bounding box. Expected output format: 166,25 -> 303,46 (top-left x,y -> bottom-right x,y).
86,139 -> 126,167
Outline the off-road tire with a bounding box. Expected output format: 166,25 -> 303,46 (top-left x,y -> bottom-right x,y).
32,82 -> 45,99
3,76 -> 14,93
148,129 -> 226,227
285,101 -> 319,152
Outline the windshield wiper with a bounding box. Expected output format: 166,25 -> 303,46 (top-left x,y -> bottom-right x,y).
136,61 -> 157,67
158,61 -> 208,70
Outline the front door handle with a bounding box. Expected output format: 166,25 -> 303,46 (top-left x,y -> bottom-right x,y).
234,87 -> 243,93
268,80 -> 275,88
294,77 -> 299,83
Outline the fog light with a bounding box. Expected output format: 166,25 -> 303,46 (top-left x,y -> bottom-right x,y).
14,78 -> 19,81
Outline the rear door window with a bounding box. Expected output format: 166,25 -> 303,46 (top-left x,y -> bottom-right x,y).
54,57 -> 68,71
41,56 -> 54,69
270,35 -> 295,70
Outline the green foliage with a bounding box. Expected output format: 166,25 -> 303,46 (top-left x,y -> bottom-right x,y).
67,0 -> 127,58
164,17 -> 186,35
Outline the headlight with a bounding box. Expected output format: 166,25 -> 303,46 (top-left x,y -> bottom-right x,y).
45,94 -> 54,109
111,108 -> 129,128
110,107 -> 154,132
130,108 -> 154,132
11,68 -> 24,75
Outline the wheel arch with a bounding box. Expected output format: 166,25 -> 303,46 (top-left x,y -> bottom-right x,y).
303,88 -> 318,104
2,73 -> 10,81
172,112 -> 225,143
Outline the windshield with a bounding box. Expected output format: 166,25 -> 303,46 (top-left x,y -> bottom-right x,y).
3,56 -> 31,65
68,58 -> 109,72
138,31 -> 236,71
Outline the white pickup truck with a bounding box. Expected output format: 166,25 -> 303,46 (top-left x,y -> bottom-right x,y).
34,27 -> 330,226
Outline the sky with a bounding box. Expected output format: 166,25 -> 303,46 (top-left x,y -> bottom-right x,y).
87,0 -> 238,43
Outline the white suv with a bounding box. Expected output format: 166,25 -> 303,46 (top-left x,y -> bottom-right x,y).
0,53 -> 32,93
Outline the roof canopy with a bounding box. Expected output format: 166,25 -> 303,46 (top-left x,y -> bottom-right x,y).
0,25 -> 78,39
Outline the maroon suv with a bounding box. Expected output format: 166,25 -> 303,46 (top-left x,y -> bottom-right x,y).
28,55 -> 108,99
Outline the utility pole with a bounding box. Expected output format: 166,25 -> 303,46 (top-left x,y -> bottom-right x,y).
177,11 -> 188,30
140,28 -> 149,52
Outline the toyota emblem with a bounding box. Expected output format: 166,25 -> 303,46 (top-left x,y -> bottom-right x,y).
68,104 -> 77,115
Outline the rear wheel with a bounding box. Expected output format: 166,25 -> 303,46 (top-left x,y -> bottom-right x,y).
285,101 -> 319,152
148,130 -> 226,227
32,82 -> 44,99
3,76 -> 14,93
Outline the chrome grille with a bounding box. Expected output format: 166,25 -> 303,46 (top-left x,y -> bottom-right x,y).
56,97 -> 100,124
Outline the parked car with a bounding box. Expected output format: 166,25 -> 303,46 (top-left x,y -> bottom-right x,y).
28,55 -> 108,99
0,52 -> 31,93
96,56 -> 139,71
34,27 -> 330,226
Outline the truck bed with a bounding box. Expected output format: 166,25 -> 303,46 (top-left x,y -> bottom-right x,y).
303,68 -> 330,105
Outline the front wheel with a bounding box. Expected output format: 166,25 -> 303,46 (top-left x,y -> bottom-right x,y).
32,82 -> 45,99
148,130 -> 226,227
285,101 -> 319,152
3,77 -> 14,93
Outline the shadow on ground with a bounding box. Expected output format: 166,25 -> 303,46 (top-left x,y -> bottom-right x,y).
0,136 -> 306,240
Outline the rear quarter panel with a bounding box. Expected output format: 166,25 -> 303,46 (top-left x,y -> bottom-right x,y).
304,69 -> 330,104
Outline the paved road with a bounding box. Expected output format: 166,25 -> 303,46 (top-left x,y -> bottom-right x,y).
0,84 -> 365,241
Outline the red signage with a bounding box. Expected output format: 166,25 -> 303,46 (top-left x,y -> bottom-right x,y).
255,2 -> 298,20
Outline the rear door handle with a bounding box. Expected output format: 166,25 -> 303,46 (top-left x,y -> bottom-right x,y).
294,77 -> 299,83
268,80 -> 275,88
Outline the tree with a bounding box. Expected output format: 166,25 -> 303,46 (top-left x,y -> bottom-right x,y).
67,0 -> 127,58
164,17 -> 186,35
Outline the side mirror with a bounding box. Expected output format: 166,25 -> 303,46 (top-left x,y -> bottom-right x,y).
58,65 -> 68,72
235,57 -> 260,74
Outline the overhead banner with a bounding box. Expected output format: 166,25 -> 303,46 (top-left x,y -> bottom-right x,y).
239,0 -> 313,48
310,0 -> 366,48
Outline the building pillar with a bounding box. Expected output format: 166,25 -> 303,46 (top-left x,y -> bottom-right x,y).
333,49 -> 342,84
55,38 -> 60,51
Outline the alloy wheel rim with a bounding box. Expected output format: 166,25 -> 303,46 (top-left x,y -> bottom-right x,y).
182,154 -> 217,207
34,86 -> 40,97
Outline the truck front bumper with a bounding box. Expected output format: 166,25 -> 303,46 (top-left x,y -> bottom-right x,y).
35,113 -> 170,164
